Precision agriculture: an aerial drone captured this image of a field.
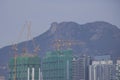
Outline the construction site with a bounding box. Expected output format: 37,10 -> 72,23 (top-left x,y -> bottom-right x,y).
8,22 -> 91,80
42,50 -> 73,80
8,54 -> 41,80
8,22 -> 42,80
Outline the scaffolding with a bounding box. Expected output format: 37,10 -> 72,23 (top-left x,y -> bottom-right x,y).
8,54 -> 41,80
42,50 -> 73,80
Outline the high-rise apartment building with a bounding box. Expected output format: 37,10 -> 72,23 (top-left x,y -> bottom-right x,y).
72,55 -> 90,80
116,60 -> 120,80
89,55 -> 116,80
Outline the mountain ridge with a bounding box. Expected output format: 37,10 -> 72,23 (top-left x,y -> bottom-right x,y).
0,21 -> 120,78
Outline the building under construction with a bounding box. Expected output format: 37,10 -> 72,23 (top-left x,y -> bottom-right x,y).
42,50 -> 73,80
8,53 -> 41,80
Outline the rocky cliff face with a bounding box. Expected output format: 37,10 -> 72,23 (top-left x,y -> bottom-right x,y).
0,21 -> 120,78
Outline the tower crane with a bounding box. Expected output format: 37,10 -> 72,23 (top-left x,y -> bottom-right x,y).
11,21 -> 40,80
12,44 -> 18,80
26,21 -> 40,55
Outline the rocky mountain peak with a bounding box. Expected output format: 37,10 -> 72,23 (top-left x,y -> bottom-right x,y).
50,22 -> 58,34
0,21 -> 120,79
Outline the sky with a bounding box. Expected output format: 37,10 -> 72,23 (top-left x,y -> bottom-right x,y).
0,0 -> 120,48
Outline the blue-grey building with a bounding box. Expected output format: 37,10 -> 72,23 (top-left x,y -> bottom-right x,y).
72,55 -> 91,80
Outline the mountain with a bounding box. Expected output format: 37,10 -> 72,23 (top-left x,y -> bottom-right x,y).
0,21 -> 120,79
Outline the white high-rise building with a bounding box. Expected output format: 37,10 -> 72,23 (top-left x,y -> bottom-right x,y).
89,56 -> 116,80
116,60 -> 120,80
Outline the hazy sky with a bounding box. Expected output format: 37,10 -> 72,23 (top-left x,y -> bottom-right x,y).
0,0 -> 120,48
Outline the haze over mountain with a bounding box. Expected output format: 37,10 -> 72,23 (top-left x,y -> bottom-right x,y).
0,21 -> 120,78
